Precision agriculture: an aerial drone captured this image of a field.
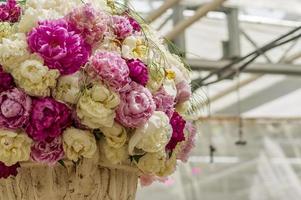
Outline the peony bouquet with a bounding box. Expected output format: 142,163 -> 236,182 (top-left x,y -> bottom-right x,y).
0,0 -> 195,185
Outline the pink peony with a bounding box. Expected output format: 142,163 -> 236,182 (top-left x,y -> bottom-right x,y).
176,81 -> 191,104
0,0 -> 21,23
140,175 -> 168,187
0,65 -> 14,93
26,97 -> 71,142
66,4 -> 109,45
153,87 -> 175,119
116,82 -> 155,128
112,15 -> 133,39
30,137 -> 64,166
27,19 -> 91,75
177,122 -> 197,162
0,88 -> 31,129
0,161 -> 20,179
90,51 -> 130,90
166,112 -> 186,151
127,59 -> 148,86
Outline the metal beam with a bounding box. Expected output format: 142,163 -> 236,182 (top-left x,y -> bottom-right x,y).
165,0 -> 227,40
208,52 -> 301,115
171,4 -> 186,57
223,7 -> 241,59
215,77 -> 301,114
188,59 -> 301,76
208,50 -> 301,104
145,0 -> 181,23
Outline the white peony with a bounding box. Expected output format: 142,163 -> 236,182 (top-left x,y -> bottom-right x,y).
96,36 -> 121,53
122,36 -> 148,62
166,53 -> 191,84
128,111 -> 172,155
26,0 -> 80,15
87,0 -> 110,12
18,7 -> 62,33
26,0 -> 109,15
53,72 -> 82,104
162,79 -> 177,99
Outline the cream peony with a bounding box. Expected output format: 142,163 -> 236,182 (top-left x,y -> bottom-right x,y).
18,7 -> 62,33
129,111 -> 172,155
63,127 -> 97,162
157,152 -> 177,177
146,62 -> 165,93
136,150 -> 166,174
0,22 -> 14,42
12,59 -> 60,97
0,129 -> 32,166
100,139 -> 128,165
0,33 -> 30,72
53,72 -> 82,104
77,83 -> 120,129
100,122 -> 127,149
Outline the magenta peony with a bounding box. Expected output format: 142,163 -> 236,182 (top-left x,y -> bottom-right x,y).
127,59 -> 148,86
27,19 -> 91,75
176,81 -> 191,104
112,15 -> 133,39
90,51 -> 130,90
30,137 -> 64,166
0,0 -> 21,23
177,122 -> 196,162
0,65 -> 14,93
0,161 -> 20,179
116,82 -> 155,128
127,16 -> 141,33
0,88 -> 31,129
26,97 -> 71,142
66,4 -> 109,45
153,87 -> 175,119
166,112 -> 186,151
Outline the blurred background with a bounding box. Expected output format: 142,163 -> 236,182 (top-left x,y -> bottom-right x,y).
122,0 -> 301,199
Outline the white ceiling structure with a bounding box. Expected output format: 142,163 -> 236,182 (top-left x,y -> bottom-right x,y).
129,0 -> 301,117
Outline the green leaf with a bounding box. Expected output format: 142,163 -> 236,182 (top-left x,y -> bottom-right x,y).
130,154 -> 145,163
93,129 -> 103,141
58,160 -> 67,169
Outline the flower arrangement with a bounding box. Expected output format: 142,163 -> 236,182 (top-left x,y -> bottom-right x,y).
0,0 -> 195,186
